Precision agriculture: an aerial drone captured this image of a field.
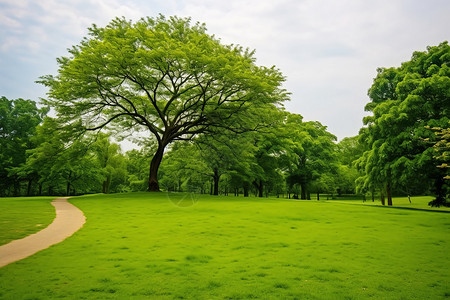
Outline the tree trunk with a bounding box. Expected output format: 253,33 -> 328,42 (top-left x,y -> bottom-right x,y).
317,191 -> 320,200
27,179 -> 32,196
254,180 -> 263,197
386,183 -> 393,206
259,180 -> 263,197
300,183 -> 307,200
102,174 -> 111,194
66,181 -> 71,196
148,143 -> 165,192
432,172 -> 446,205
213,168 -> 220,196
243,184 -> 249,197
380,187 -> 385,206
13,178 -> 20,197
66,170 -> 72,196
38,182 -> 42,196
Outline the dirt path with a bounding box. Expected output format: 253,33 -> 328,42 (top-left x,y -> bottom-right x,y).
0,197 -> 86,268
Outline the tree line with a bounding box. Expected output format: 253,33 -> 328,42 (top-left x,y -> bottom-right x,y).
0,98 -> 359,199
0,16 -> 448,206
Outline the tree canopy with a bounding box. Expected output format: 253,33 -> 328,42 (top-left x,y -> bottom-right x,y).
357,41 -> 450,206
38,15 -> 289,191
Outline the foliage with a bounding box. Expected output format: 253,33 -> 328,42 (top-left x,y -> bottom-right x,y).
424,123 -> 450,207
125,147 -> 152,192
159,142 -> 209,193
159,131 -> 258,196
424,123 -> 450,174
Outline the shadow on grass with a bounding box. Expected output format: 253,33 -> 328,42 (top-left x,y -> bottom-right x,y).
370,205 -> 450,214
333,201 -> 450,214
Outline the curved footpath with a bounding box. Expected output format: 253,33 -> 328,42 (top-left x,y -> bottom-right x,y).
0,197 -> 86,268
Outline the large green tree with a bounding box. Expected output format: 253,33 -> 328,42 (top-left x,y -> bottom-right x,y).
358,42 -> 449,206
38,15 -> 288,192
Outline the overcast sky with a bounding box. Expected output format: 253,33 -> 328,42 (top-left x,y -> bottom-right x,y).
1,0 -> 449,142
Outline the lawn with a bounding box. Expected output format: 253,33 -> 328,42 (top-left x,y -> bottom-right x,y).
0,196 -> 56,245
0,192 -> 449,299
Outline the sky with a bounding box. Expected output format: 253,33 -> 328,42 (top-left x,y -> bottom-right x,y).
1,0 -> 449,143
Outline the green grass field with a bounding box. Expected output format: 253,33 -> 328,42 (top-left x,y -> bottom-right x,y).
0,196 -> 56,246
0,193 -> 449,299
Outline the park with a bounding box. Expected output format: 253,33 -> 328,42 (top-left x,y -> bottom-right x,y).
0,12 -> 449,300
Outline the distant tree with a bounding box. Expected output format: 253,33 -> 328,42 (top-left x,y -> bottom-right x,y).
0,97 -> 48,196
92,133 -> 127,193
335,136 -> 364,195
24,118 -> 103,195
334,165 -> 359,195
358,41 -> 450,206
195,133 -> 252,196
125,147 -> 152,191
337,136 -> 364,166
159,142 -> 206,193
38,15 -> 288,192
160,131 -> 256,196
284,114 -> 337,200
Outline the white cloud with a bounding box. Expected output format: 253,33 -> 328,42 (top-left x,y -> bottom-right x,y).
0,14 -> 21,28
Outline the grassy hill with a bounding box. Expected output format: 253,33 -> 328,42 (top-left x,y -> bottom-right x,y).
1,193 -> 449,299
